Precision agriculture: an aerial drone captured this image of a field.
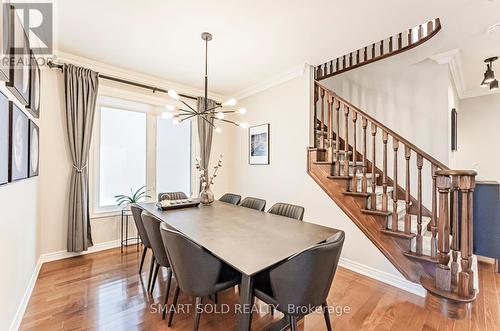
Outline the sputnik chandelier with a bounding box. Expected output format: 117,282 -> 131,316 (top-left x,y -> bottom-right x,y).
162,32 -> 248,132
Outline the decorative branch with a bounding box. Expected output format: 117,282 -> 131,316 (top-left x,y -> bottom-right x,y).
195,154 -> 223,188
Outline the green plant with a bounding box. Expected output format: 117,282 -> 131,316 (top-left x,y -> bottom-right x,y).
114,185 -> 150,207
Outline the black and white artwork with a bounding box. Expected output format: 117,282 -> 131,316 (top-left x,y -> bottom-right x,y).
0,2 -> 10,81
6,5 -> 31,105
27,50 -> 40,118
0,91 -> 8,184
9,102 -> 29,181
28,120 -> 39,177
249,124 -> 269,165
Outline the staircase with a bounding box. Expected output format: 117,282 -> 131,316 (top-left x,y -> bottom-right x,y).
308,81 -> 478,309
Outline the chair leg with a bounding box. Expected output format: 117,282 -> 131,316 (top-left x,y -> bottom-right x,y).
162,268 -> 173,320
270,305 -> 274,316
147,255 -> 155,292
139,247 -> 147,274
193,296 -> 202,331
150,262 -> 160,294
289,315 -> 297,331
322,302 -> 332,331
168,286 -> 180,327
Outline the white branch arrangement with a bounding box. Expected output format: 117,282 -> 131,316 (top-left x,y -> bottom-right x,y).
195,154 -> 223,188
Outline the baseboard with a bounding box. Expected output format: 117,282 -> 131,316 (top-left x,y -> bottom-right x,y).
339,257 -> 426,297
40,239 -> 122,263
9,256 -> 42,331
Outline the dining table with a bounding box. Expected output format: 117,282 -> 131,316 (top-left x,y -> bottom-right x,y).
139,200 -> 340,331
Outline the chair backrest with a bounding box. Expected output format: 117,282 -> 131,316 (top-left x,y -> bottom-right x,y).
268,202 -> 305,221
219,193 -> 242,205
130,204 -> 151,248
269,231 -> 345,314
239,197 -> 266,211
158,191 -> 188,201
141,211 -> 170,267
160,226 -> 222,297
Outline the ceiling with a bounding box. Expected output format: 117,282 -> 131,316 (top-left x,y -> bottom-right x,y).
53,0 -> 500,97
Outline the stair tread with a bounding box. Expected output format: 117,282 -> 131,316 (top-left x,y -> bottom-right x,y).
403,251 -> 438,263
380,229 -> 416,239
327,175 -> 351,180
361,208 -> 392,217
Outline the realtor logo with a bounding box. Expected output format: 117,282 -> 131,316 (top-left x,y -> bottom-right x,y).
6,2 -> 53,55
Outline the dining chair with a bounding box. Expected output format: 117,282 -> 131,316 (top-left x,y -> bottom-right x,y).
268,202 -> 305,221
219,193 -> 242,205
252,231 -> 345,331
160,226 -> 241,330
141,211 -> 173,320
130,204 -> 156,289
239,197 -> 266,211
157,191 -> 188,201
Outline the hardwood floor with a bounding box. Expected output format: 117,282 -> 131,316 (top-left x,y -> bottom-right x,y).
20,247 -> 500,331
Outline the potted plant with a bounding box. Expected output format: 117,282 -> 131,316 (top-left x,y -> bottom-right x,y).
114,185 -> 150,209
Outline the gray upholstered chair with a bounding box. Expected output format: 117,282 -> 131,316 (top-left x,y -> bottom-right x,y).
219,193 -> 242,205
160,226 -> 241,330
239,197 -> 266,212
268,202 -> 305,221
252,231 -> 345,331
130,204 -> 155,288
157,191 -> 188,201
141,211 -> 173,320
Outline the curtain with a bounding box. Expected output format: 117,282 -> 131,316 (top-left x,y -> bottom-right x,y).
64,64 -> 99,252
197,97 -> 217,189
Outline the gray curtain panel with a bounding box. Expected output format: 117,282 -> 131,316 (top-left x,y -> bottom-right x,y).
197,97 -> 217,189
64,64 -> 99,252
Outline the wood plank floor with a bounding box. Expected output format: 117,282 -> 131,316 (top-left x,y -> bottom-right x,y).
20,247 -> 500,330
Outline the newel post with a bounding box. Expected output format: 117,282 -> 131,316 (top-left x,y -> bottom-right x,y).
458,174 -> 476,298
436,174 -> 451,291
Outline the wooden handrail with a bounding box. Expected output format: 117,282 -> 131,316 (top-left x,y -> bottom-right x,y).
315,81 -> 449,171
315,18 -> 441,81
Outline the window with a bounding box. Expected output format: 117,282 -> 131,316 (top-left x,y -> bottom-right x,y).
91,96 -> 192,215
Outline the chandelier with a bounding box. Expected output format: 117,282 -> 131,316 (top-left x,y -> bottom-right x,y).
162,32 -> 248,132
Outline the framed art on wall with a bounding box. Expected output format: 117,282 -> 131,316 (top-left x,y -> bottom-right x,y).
0,91 -> 8,184
27,50 -> 40,118
6,5 -> 31,106
0,2 -> 11,81
249,124 -> 270,165
28,119 -> 39,177
9,101 -> 29,181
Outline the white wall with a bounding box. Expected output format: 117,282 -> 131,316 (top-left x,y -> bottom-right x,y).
0,85 -> 40,331
451,93 -> 500,183
229,69 -> 407,281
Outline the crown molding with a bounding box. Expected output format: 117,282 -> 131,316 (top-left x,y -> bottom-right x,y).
233,63 -> 308,100
51,50 -> 229,102
430,49 -> 500,99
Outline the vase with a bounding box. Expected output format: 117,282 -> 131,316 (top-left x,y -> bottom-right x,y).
200,185 -> 214,205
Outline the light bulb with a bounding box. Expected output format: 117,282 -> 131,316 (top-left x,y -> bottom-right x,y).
172,118 -> 180,125
165,104 -> 175,111
215,127 -> 222,133
168,89 -> 179,100
216,112 -> 225,119
490,79 -> 499,91
237,107 -> 247,114
239,122 -> 249,129
223,98 -> 237,106
161,112 -> 173,119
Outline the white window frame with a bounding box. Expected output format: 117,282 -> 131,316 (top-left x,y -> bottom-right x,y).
89,92 -> 195,218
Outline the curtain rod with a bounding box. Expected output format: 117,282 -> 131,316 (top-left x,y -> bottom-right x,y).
46,60 -> 199,101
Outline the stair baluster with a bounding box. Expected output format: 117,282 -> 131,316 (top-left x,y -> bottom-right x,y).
364,46 -> 368,62
320,88 -> 325,149
380,40 -> 384,56
389,36 -> 393,52
398,32 -> 402,49
371,43 -> 375,58
371,124 -> 377,209
416,154 -> 423,255
451,176 -> 459,286
382,131 -> 389,212
408,28 -> 412,45
335,100 -> 341,176
392,138 -> 399,231
313,85 -> 318,147
351,111 -> 358,193
327,93 -> 334,163
431,165 -> 438,259
404,146 -> 411,234
344,105 -> 350,178
361,117 -> 368,193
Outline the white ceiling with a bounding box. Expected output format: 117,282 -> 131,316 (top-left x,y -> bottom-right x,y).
53,0 -> 500,97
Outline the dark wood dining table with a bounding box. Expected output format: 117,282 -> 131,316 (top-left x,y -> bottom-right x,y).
139,201 -> 339,331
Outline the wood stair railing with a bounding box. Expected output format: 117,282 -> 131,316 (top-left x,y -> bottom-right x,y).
315,18 -> 441,81
309,81 -> 477,305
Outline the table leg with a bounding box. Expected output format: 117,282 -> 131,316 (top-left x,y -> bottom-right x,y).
236,274 -> 254,331
120,211 -> 124,253
125,215 -> 129,250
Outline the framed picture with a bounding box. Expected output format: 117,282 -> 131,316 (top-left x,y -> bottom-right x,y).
6,5 -> 31,105
249,124 -> 270,165
9,101 -> 29,181
451,108 -> 457,151
28,120 -> 39,177
0,2 -> 11,81
26,50 -> 40,118
0,91 -> 8,184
